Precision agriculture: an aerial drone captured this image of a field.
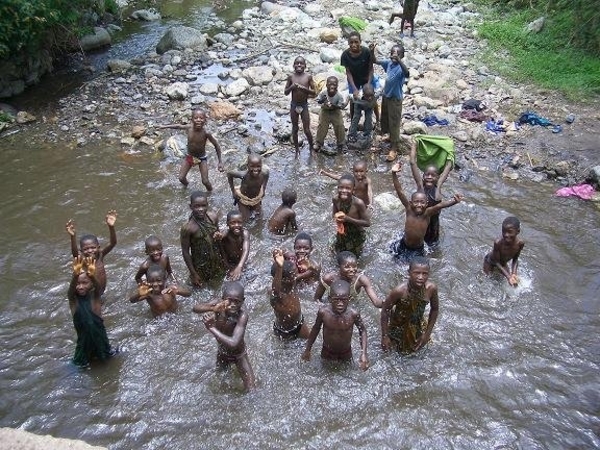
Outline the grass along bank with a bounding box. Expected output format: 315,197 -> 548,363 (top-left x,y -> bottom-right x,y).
471,3 -> 600,101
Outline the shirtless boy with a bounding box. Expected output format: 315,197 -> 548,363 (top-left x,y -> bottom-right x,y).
389,163 -> 462,262
267,187 -> 298,235
215,210 -> 250,281
332,173 -> 371,258
389,0 -> 421,37
66,210 -> 117,296
284,232 -> 321,284
158,109 -> 224,190
284,56 -> 316,157
227,154 -> 270,222
193,281 -> 256,392
381,256 -> 438,353
314,251 -> 382,308
320,160 -> 373,210
129,266 -> 191,317
180,191 -> 225,287
270,249 -> 310,340
134,235 -> 176,285
68,256 -> 116,367
302,279 -> 368,370
483,216 -> 525,287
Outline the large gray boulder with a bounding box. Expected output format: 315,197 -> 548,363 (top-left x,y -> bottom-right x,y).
242,66 -> 274,86
80,27 -> 111,51
156,27 -> 207,54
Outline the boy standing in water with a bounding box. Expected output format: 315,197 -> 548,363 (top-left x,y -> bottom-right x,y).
284,56 -> 316,157
180,191 -> 225,287
332,173 -> 371,258
268,187 -> 298,235
381,256 -> 438,353
483,216 -> 525,287
302,279 -> 369,370
227,154 -> 270,222
158,109 -> 224,190
320,160 -> 373,210
68,256 -> 116,367
66,210 -> 117,296
129,266 -> 191,317
371,43 -> 410,162
315,76 -> 349,154
389,162 -> 461,262
270,249 -> 310,340
134,235 -> 176,285
214,210 -> 250,281
193,281 -> 256,392
284,232 -> 321,284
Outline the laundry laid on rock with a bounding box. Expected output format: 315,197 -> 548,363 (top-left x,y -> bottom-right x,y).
421,115 -> 449,126
459,109 -> 489,122
555,184 -> 596,200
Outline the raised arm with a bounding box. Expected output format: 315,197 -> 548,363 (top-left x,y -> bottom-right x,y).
102,210 -> 117,257
157,123 -> 189,130
206,311 -> 249,349
301,309 -> 323,361
426,193 -> 463,216
193,300 -> 225,314
129,283 -> 151,304
360,275 -> 382,308
319,169 -> 341,181
391,163 -> 409,208
409,142 -> 424,190
354,313 -> 369,370
313,273 -> 333,302
414,286 -> 439,351
66,219 -> 79,258
436,160 -> 453,197
271,249 -> 284,298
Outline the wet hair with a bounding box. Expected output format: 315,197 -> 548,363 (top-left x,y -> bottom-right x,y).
145,235 -> 162,249
190,190 -> 207,203
227,210 -> 242,223
339,173 -> 355,186
247,153 -> 262,165
330,279 -> 351,297
347,31 -> 361,41
281,187 -> 297,207
502,216 -> 520,230
409,256 -> 430,271
270,260 -> 295,279
326,76 -> 339,85
294,231 -> 313,246
362,84 -> 374,96
223,280 -> 245,300
146,264 -> 166,281
353,160 -> 367,171
410,191 -> 427,202
79,234 -> 99,247
337,251 -> 357,266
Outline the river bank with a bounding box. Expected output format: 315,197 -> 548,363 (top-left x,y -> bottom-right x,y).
1,0 -> 599,189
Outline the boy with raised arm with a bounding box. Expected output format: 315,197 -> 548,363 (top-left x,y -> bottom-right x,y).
284,232 -> 321,284
302,279 -> 368,370
332,173 -> 371,258
66,210 -> 117,296
270,249 -> 310,340
320,160 -> 373,210
129,266 -> 191,317
284,56 -> 316,157
381,257 -> 438,353
193,281 -> 256,392
389,162 -> 462,262
483,216 -> 525,287
214,210 -> 250,281
158,109 -> 224,190
227,153 -> 270,222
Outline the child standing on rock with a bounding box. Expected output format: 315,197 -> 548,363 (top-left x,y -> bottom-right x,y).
284,56 -> 316,158
315,76 -> 349,155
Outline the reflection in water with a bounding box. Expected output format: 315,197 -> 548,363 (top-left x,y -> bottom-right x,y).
0,119 -> 598,449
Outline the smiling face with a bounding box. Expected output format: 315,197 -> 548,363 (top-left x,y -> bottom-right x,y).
337,178 -> 354,202
227,213 -> 244,235
293,57 -> 306,74
422,166 -> 439,188
339,257 -> 358,281
80,237 -> 100,258
145,242 -> 163,263
294,238 -> 312,260
191,110 -> 206,130
247,156 -> 262,177
410,192 -> 428,215
502,224 -> 520,244
75,273 -> 93,296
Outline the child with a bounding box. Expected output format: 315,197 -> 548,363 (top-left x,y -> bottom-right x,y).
332,173 -> 371,258
302,279 -> 368,370
227,153 -> 270,222
214,210 -> 250,281
267,187 -> 298,235
483,216 -> 525,286
284,56 -> 316,157
314,76 -> 349,155
158,109 -> 224,190
314,251 -> 382,308
389,162 -> 462,262
129,266 -> 191,317
381,256 -> 438,353
180,191 -> 225,287
193,281 -> 256,392
389,0 -> 420,37
68,256 -> 116,367
284,231 -> 321,284
134,235 -> 176,285
408,141 -> 453,246
66,210 -> 117,296
340,31 -> 380,124
270,249 -> 310,340
370,43 -> 410,162
347,84 -> 377,143
320,160 -> 373,210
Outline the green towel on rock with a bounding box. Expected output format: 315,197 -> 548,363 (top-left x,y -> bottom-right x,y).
414,134 -> 455,171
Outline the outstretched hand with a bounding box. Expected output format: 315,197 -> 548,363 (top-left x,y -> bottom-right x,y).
73,256 -> 84,275
391,162 -> 403,173
272,248 -> 284,266
138,282 -> 152,297
202,312 -> 216,329
105,210 -> 117,227
453,193 -> 464,204
84,257 -> 96,277
65,219 -> 76,236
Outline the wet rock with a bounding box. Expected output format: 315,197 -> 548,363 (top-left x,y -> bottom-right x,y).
131,9 -> 161,21
158,134 -> 187,159
224,78 -> 250,97
588,166 -> 600,185
131,125 -> 146,138
374,192 -> 403,211
242,66 -> 274,85
165,82 -> 189,100
402,120 -> 428,135
107,59 -> 132,72
156,26 -> 207,54
208,101 -> 242,120
16,111 -> 36,124
260,2 -> 278,14
303,3 -> 323,16
80,27 -> 111,51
